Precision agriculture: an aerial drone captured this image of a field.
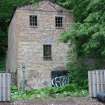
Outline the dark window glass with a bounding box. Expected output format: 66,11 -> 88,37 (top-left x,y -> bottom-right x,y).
55,16 -> 63,28
43,45 -> 52,60
30,15 -> 37,27
51,70 -> 68,79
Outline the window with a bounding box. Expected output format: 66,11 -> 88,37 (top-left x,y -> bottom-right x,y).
30,15 -> 37,27
55,16 -> 63,28
43,45 -> 52,60
51,70 -> 68,79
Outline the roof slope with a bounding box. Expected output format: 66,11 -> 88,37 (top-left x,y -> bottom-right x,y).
17,1 -> 70,13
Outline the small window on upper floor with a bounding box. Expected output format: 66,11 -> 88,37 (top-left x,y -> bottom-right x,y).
55,16 -> 63,28
30,15 -> 37,27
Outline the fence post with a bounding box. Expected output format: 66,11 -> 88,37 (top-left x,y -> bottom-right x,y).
22,64 -> 26,91
0,73 -> 11,101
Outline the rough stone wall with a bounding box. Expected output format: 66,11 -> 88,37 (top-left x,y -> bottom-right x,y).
6,12 -> 17,73
8,1 -> 73,88
6,12 -> 19,85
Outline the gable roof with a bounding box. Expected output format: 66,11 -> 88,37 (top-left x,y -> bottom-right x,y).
17,1 -> 71,13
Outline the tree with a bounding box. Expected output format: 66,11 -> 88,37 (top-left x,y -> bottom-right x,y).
59,0 -> 105,88
61,0 -> 105,63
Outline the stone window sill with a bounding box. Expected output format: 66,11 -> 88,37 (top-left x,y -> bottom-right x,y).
43,57 -> 53,61
56,27 -> 64,29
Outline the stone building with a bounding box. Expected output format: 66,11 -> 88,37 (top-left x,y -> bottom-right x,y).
6,0 -> 73,89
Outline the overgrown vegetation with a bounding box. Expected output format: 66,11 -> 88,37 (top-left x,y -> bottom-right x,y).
11,84 -> 88,100
60,0 -> 105,89
61,0 -> 105,64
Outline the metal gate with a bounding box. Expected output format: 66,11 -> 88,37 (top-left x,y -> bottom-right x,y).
0,73 -> 11,101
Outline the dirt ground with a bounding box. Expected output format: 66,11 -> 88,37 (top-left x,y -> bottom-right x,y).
0,97 -> 104,105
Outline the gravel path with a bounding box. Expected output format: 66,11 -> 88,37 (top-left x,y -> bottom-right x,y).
0,97 -> 104,105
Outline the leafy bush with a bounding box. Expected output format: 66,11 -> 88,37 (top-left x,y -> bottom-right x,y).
68,63 -> 88,90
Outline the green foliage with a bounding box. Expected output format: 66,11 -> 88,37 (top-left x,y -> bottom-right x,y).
0,57 -> 5,71
11,85 -> 88,101
61,0 -> 105,59
60,0 -> 105,89
56,0 -> 73,10
68,63 -> 88,90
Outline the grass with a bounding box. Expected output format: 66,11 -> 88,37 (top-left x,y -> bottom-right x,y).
11,84 -> 88,101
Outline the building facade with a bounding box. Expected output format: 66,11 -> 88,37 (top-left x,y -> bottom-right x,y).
6,0 -> 73,89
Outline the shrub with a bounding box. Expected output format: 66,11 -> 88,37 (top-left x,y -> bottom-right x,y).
67,59 -> 89,90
